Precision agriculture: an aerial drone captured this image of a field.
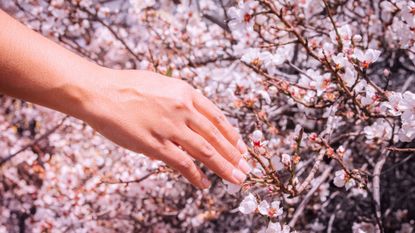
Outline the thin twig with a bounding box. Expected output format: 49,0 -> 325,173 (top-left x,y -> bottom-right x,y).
296,149 -> 326,195
372,153 -> 387,233
322,0 -> 343,52
387,147 -> 415,153
327,203 -> 341,233
99,169 -> 162,186
289,165 -> 332,227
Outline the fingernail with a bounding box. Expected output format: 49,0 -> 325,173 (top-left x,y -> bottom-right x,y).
201,177 -> 211,189
232,168 -> 247,184
238,158 -> 252,174
237,139 -> 248,154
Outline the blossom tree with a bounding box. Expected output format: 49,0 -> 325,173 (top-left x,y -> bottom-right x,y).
1,0 -> 415,232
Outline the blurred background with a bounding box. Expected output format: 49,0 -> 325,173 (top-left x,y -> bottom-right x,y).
1,1 -> 414,233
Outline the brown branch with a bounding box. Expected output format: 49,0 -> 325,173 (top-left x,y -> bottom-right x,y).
289,165 -> 332,227
296,149 -> 326,195
372,153 -> 387,233
202,13 -> 230,33
247,147 -> 292,193
387,147 -> 415,153
99,166 -> 167,186
322,0 -> 343,52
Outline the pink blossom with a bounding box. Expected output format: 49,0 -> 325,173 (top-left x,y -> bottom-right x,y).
258,200 -> 284,218
239,193 -> 258,214
353,49 -> 381,69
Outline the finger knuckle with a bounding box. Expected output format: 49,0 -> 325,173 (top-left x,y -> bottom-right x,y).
200,143 -> 216,159
213,114 -> 227,126
168,130 -> 179,142
153,140 -> 169,154
178,158 -> 194,170
229,151 -> 241,164
210,126 -> 222,139
173,99 -> 191,111
217,164 -> 229,177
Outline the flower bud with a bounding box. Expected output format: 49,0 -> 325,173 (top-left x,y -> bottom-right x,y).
252,130 -> 263,142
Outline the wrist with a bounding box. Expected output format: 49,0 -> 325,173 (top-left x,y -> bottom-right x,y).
55,62 -> 106,121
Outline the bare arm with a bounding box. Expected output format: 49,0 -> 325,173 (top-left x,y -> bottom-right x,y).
0,10 -> 250,189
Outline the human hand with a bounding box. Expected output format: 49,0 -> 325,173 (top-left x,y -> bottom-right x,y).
81,68 -> 251,189
0,11 -> 250,189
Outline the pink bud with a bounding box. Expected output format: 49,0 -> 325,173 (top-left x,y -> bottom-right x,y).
383,69 -> 390,77
252,130 -> 263,142
352,35 -> 362,42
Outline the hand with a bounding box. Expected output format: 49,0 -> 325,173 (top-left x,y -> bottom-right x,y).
81,68 -> 251,189
0,11 -> 250,189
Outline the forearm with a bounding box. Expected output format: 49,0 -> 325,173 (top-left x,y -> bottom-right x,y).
0,10 -> 98,119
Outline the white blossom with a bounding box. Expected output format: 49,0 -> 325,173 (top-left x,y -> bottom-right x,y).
223,179 -> 241,195
271,156 -> 284,171
130,0 -> 155,12
281,154 -> 291,166
334,170 -> 356,190
252,130 -> 264,142
333,170 -> 346,188
227,1 -> 258,32
266,222 -> 291,233
258,200 -> 284,218
364,119 -> 393,140
330,24 -> 353,47
343,67 -> 357,87
241,48 -> 261,64
332,53 -> 349,68
353,49 -> 381,68
239,193 -> 258,214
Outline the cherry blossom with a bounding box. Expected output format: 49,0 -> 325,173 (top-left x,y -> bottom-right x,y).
364,119 -> 393,140
342,67 -> 357,87
381,92 -> 404,116
130,0 -> 156,13
332,53 -> 349,68
258,200 -> 284,218
333,170 -> 346,188
299,69 -> 333,96
223,179 -> 242,195
380,1 -> 397,12
353,49 -> 382,69
252,129 -> 264,147
227,1 -> 258,33
239,193 -> 258,214
330,25 -> 353,47
398,91 -> 415,113
241,48 -> 261,64
382,91 -> 415,142
266,222 -> 291,233
260,47 -> 291,74
399,113 -> 415,142
281,154 -> 291,166
401,2 -> 415,27
333,170 -> 356,190
270,155 -> 284,171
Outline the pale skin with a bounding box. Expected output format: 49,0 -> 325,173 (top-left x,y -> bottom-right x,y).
0,10 -> 251,189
